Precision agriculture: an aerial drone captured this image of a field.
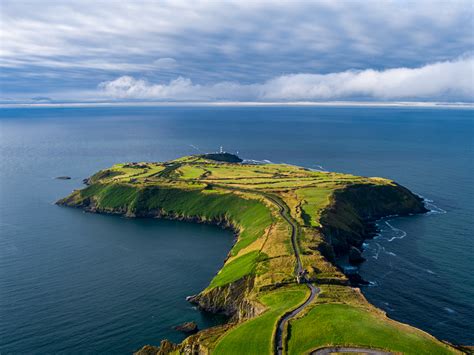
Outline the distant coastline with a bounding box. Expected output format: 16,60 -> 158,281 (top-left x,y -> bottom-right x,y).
1,100 -> 473,109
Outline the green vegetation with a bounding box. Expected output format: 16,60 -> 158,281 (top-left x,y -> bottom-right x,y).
58,155 -> 456,355
287,304 -> 455,355
295,187 -> 333,226
200,152 -> 243,163
210,250 -> 261,288
214,286 -> 308,354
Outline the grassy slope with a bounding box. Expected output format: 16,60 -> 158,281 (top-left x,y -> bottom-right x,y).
213,286 -> 308,355
287,304 -> 454,355
62,183 -> 273,288
58,156 -> 458,354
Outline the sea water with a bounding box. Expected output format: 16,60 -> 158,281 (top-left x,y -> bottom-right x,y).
0,105 -> 472,352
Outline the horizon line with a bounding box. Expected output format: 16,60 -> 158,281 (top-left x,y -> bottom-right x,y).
1,100 -> 474,109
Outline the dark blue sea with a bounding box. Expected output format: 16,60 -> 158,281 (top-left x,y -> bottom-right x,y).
0,105 -> 473,352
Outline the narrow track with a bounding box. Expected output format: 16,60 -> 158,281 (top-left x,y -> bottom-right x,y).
312,347 -> 392,355
265,195 -> 319,355
210,185 -> 320,355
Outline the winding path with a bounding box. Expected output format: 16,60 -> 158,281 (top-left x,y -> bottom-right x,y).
312,347 -> 392,355
269,195 -> 391,355
211,186 -> 319,354
196,184 -> 385,354
264,194 -> 320,355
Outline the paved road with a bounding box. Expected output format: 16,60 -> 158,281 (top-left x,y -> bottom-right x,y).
274,282 -> 319,355
312,347 -> 392,354
264,194 -> 320,355
209,185 -> 393,355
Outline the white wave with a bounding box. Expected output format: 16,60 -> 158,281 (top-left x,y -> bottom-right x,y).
443,307 -> 456,314
425,201 -> 447,215
309,164 -> 327,172
372,243 -> 383,260
385,220 -> 407,242
426,269 -> 436,275
242,159 -> 273,165
189,144 -> 203,153
418,195 -> 447,214
381,302 -> 395,311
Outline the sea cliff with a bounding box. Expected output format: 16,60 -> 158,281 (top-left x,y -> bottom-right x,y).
57,154 -> 458,355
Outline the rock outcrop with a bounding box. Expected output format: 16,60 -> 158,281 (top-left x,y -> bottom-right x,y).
348,246 -> 365,264
173,322 -> 198,334
188,276 -> 265,322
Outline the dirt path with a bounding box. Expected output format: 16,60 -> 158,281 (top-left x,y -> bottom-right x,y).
312,347 -> 392,354
264,194 -> 320,355
269,194 -> 392,355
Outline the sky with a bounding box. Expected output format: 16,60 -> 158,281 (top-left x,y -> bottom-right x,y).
1,0 -> 473,103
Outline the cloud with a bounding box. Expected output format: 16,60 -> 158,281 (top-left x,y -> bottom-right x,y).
1,1 -> 472,77
99,76 -> 204,100
1,0 -> 473,100
99,56 -> 474,101
153,58 -> 178,69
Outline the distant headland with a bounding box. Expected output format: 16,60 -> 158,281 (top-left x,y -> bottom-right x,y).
57,154 -> 460,354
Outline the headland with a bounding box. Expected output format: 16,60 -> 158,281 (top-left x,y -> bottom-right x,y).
57,153 -> 460,354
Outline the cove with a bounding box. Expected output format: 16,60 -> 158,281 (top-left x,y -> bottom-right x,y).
0,206 -> 232,353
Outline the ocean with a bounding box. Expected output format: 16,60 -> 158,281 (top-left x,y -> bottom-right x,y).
0,105 -> 472,352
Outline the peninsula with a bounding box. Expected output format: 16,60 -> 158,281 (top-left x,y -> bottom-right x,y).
57,154 -> 460,354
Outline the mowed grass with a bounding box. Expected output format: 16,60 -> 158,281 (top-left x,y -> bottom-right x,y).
213,286 -> 309,355
177,165 -> 207,179
60,156 -> 459,355
296,188 -> 333,226
287,304 -> 458,355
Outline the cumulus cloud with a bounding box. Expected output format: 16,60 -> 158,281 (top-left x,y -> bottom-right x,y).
99,76 -> 204,100
99,56 -> 474,101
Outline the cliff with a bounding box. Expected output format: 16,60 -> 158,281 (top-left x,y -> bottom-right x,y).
57,155 -> 457,355
320,183 -> 427,256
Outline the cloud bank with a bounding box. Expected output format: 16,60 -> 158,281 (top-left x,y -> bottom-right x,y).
99,56 -> 474,101
1,0 -> 473,101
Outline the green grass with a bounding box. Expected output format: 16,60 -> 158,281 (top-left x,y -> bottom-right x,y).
59,155 -> 457,355
296,188 -> 333,226
134,187 -> 272,255
287,304 -> 456,355
88,169 -> 125,183
213,286 -> 308,354
177,165 -> 207,179
209,250 -> 262,288
79,183 -> 139,210
73,184 -> 274,288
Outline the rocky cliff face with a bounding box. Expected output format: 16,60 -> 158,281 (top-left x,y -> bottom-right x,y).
58,178 -> 429,354
58,186 -> 265,322
320,183 -> 427,257
188,276 -> 265,322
